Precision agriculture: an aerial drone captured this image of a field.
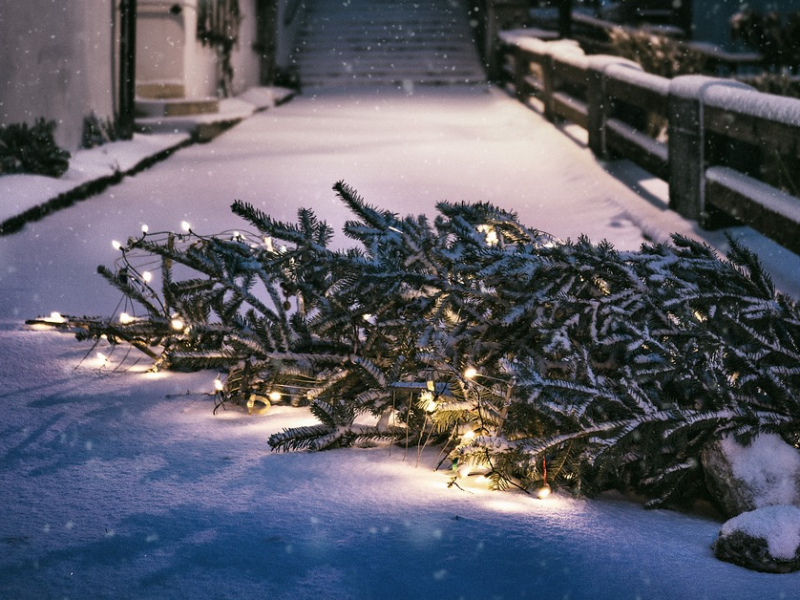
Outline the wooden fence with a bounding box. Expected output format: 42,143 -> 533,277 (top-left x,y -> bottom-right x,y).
495,32 -> 800,255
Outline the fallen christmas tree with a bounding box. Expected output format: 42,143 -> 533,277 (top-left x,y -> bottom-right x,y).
31,182 -> 800,511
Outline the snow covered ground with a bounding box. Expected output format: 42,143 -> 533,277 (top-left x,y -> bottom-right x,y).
2,85 -> 800,598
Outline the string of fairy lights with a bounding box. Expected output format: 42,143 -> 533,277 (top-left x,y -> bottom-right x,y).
37,215 -> 556,498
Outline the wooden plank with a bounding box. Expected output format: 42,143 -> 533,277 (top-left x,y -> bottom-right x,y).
704,105 -> 800,155
554,58 -> 588,89
606,119 -> 669,180
605,77 -> 669,115
552,92 -> 588,129
706,166 -> 800,254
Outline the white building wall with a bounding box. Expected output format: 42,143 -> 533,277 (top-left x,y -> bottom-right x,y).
0,0 -> 116,151
137,0 -> 262,98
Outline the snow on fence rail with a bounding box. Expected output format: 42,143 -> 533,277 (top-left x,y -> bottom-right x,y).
497,32 -> 800,255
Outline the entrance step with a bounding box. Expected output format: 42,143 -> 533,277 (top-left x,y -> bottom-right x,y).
136,82 -> 186,100
135,97 -> 220,118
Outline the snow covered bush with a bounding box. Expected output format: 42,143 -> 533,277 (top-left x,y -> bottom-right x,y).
731,8 -> 800,74
0,118 -> 70,178
607,28 -> 708,78
81,113 -> 121,149
34,183 -> 800,510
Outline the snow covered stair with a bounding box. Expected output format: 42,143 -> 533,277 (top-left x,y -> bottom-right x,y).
295,0 -> 486,88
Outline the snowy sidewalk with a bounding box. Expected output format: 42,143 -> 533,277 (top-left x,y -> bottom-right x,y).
2,85 -> 800,600
2,84 -> 799,323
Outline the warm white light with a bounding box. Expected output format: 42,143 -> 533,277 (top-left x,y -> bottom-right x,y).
456,463 -> 471,478
214,378 -> 224,392
537,483 -> 552,499
141,224 -> 149,234
119,312 -> 135,325
268,390 -> 282,402
485,230 -> 499,246
464,367 -> 478,379
362,313 -> 373,321
462,429 -> 475,441
420,391 -> 437,413
263,236 -> 274,252
426,380 -> 435,392
142,271 -> 153,283
171,318 -> 184,331
45,311 -> 66,324
112,240 -> 122,250
181,220 -> 191,232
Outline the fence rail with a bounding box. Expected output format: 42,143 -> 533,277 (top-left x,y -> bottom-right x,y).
496,31 -> 800,255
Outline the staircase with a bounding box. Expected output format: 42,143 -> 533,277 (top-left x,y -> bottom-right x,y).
295,0 -> 486,88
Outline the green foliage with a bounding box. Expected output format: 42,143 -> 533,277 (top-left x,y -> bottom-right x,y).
38,183 -> 800,509
0,118 -> 70,178
607,28 -> 709,78
731,8 -> 800,73
82,113 -> 121,149
197,0 -> 241,97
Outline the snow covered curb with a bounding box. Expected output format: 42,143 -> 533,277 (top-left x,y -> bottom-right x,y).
0,133 -> 191,234
0,87 -> 296,235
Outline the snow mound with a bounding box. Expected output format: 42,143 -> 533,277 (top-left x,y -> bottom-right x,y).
720,505 -> 800,561
721,433 -> 800,509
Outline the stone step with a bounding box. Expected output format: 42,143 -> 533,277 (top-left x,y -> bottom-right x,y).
296,0 -> 484,88
135,97 -> 220,118
136,81 -> 186,100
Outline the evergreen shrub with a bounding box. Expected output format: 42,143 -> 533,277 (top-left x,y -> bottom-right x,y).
82,113 -> 121,149
0,118 -> 70,178
36,183 -> 800,509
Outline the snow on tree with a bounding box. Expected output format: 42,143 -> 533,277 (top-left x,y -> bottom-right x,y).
30,182 -> 800,510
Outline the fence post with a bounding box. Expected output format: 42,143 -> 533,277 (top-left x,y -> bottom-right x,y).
542,51 -> 556,121
586,56 -> 642,159
484,0 -> 530,81
514,46 -> 528,102
667,76 -> 751,225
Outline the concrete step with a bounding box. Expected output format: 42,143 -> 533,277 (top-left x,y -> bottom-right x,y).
136,81 -> 186,99
135,97 -> 220,118
296,0 -> 484,88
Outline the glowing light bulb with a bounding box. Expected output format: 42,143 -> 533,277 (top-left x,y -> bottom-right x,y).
537,483 -> 552,499
464,367 -> 478,380
263,236 -> 274,252
141,224 -> 149,234
462,429 -> 475,441
485,230 -> 499,246
171,318 -> 184,331
112,240 -> 122,250
142,271 -> 153,283
268,390 -> 282,402
214,378 -> 224,392
420,391 -> 437,413
119,312 -> 135,325
426,380 -> 435,392
45,311 -> 66,324
181,220 -> 191,232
